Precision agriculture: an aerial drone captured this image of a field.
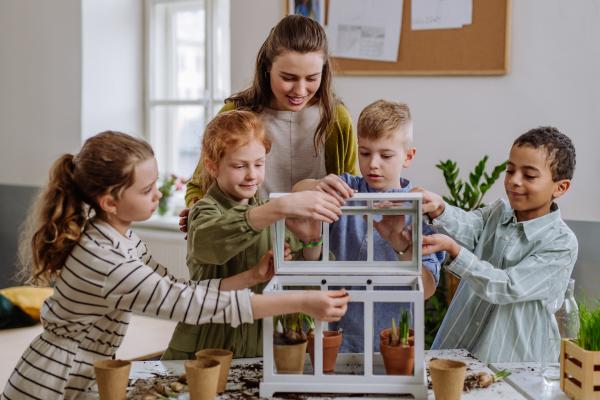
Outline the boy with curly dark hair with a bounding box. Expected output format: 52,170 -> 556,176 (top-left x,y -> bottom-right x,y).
414,126 -> 577,363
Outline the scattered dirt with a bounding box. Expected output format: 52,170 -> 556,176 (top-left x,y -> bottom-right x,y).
127,373 -> 184,400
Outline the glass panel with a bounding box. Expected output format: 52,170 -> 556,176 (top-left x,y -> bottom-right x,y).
374,300 -> 414,376
149,105 -> 205,179
324,301 -> 365,376
151,1 -> 206,101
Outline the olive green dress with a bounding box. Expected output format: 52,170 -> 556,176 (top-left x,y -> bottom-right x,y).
161,182 -> 303,360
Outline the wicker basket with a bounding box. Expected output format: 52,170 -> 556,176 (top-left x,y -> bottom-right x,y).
560,339 -> 600,400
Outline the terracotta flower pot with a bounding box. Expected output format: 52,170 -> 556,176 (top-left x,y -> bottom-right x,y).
195,349 -> 233,393
93,359 -> 131,400
379,328 -> 414,346
379,340 -> 414,375
428,359 -> 467,400
307,331 -> 343,372
274,341 -> 308,374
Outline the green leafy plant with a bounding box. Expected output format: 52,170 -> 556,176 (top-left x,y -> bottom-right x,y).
273,313 -> 312,345
389,310 -> 410,348
575,289 -> 600,351
436,156 -> 508,211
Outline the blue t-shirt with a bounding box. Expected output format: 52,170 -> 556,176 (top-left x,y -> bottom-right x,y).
327,173 -> 445,353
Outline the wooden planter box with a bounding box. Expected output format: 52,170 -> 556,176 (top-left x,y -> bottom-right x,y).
560,339 -> 600,400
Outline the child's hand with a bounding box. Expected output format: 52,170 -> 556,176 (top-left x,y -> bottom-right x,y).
280,191 -> 342,223
313,174 -> 354,204
250,245 -> 292,285
409,188 -> 445,219
422,234 -> 460,258
368,214 -> 411,253
285,217 -> 322,243
300,289 -> 351,322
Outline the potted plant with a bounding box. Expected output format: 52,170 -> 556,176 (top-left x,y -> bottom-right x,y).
304,314 -> 343,373
560,290 -> 600,400
379,310 -> 414,375
273,313 -> 308,374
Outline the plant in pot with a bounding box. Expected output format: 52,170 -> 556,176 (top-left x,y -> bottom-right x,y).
304,314 -> 343,373
560,289 -> 600,400
272,313 -> 308,374
380,310 -> 414,375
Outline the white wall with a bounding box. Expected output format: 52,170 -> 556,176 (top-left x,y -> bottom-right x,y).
229,0 -> 600,222
81,0 -> 144,141
0,0 -> 82,187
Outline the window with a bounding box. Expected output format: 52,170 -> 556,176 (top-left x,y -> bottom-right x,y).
145,0 -> 230,179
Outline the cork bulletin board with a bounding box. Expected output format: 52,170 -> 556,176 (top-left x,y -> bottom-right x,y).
286,0 -> 512,76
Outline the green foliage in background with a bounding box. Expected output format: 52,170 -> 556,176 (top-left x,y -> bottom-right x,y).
436,156 -> 508,211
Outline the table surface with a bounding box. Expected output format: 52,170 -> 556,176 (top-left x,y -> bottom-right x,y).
76,349 -> 541,399
489,362 -> 571,400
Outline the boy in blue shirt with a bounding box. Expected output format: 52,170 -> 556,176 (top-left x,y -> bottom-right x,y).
414,127 -> 577,363
293,99 -> 443,353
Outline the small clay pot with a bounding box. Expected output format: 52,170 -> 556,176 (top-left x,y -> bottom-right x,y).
273,341 -> 308,374
307,331 -> 343,372
379,328 -> 414,346
195,349 -> 233,393
93,359 -> 131,400
379,340 -> 414,376
428,359 -> 467,400
185,359 -> 221,400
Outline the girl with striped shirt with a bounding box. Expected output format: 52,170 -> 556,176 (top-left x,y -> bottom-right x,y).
2,131 -> 350,400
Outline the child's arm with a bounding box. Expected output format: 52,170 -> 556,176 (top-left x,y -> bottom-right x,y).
421,233 -> 576,305
411,187 -> 500,250
247,191 -> 342,230
251,289 -> 350,321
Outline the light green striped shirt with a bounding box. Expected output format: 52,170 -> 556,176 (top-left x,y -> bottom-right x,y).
430,198 -> 578,364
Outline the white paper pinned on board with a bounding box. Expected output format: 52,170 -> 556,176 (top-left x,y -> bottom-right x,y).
411,0 -> 473,31
326,0 -> 403,62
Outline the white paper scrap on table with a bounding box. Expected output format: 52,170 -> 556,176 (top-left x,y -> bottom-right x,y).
411,0 -> 473,31
326,0 -> 403,62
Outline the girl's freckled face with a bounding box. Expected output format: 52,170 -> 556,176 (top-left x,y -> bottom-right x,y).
268,51 -> 323,112
214,140 -> 267,205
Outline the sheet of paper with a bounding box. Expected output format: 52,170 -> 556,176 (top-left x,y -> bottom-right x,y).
411,0 -> 473,31
326,0 -> 403,62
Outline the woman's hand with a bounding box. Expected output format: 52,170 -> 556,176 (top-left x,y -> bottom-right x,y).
422,234 -> 460,258
179,196 -> 199,239
313,174 -> 354,204
299,289 -> 350,322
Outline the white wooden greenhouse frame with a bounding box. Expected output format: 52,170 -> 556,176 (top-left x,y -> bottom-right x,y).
260,193 -> 428,398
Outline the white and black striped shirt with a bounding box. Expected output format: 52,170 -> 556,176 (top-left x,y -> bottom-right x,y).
2,218 -> 254,400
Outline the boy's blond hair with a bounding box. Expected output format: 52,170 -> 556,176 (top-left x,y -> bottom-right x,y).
356,99 -> 413,149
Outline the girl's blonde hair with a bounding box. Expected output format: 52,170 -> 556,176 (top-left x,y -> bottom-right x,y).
199,110 -> 271,193
225,14 -> 339,153
19,131 -> 154,286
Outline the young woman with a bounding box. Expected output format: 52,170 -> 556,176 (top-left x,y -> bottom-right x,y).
182,14 -> 358,209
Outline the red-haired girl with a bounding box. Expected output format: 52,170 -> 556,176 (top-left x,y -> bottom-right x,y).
162,110 -> 343,360
2,131 -> 349,400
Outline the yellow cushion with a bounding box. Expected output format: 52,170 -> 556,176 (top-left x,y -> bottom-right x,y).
0,286 -> 54,321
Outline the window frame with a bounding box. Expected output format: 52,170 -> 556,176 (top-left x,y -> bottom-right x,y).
144,0 -> 228,176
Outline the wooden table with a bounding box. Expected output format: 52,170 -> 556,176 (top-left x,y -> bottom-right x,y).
76,349 -> 530,399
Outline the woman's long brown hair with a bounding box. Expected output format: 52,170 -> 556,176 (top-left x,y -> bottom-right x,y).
18,131 -> 154,286
225,14 -> 339,153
